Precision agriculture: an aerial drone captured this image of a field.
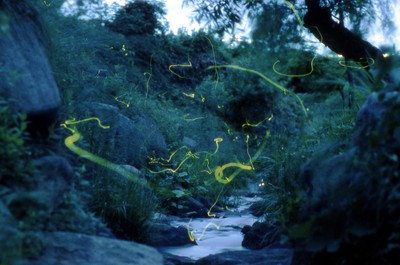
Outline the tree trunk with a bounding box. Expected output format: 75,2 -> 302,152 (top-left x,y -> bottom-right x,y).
303,0 -> 383,65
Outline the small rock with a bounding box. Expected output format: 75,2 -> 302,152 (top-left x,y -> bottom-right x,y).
146,223 -> 196,247
242,221 -> 279,250
183,137 -> 198,149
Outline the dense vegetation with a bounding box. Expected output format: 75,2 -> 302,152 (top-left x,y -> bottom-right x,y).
1,0 -> 399,264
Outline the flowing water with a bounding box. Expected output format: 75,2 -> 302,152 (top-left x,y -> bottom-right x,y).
159,196 -> 261,260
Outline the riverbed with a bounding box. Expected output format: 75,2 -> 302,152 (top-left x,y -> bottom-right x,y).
159,196 -> 261,260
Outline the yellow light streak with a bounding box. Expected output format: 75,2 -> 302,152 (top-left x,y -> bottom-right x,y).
196,222 -> 220,241
201,159 -> 213,175
144,55 -> 153,98
284,1 -> 303,30
273,56 -> 316,77
183,92 -> 196,98
205,36 -> 219,90
338,58 -> 375,69
207,186 -> 225,217
169,59 -> 192,78
60,118 -> 146,186
147,151 -> 198,174
183,114 -> 207,122
208,65 -> 307,115
246,135 -> 255,170
242,117 -> 268,128
186,219 -> 196,242
213,137 -> 223,154
312,26 -> 323,43
114,94 -> 130,108
214,162 -> 253,184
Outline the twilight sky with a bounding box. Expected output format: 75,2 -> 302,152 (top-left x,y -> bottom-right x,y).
95,0 -> 400,47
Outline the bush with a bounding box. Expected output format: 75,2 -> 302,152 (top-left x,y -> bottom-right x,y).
0,98 -> 32,186
88,167 -> 157,242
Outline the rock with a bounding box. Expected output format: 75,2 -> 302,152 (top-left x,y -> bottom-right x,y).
371,54 -> 400,89
26,232 -> 163,265
130,115 -> 168,156
6,155 -> 106,235
172,196 -> 214,218
354,91 -> 400,150
33,156 -> 74,209
183,137 -> 198,149
183,196 -> 207,216
241,225 -> 252,235
0,2 -> 60,128
120,164 -> 147,184
146,223 -> 196,247
7,191 -> 52,230
0,200 -> 22,264
242,221 -> 279,250
292,91 -> 400,263
162,252 -> 196,265
121,164 -> 141,175
171,196 -> 223,218
195,248 -> 293,265
248,201 -> 265,217
71,102 -> 167,167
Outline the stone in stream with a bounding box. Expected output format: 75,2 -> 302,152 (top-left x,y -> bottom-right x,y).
241,221 -> 280,250
171,195 -> 224,218
146,223 -> 197,247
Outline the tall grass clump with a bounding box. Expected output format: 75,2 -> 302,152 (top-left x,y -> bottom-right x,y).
88,166 -> 157,242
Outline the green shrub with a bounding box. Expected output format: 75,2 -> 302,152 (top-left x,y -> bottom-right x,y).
88,167 -> 157,242
0,98 -> 32,186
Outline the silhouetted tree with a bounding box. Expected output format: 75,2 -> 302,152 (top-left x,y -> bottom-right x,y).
108,0 -> 166,36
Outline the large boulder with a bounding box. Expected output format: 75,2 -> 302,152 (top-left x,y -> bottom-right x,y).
25,232 -> 163,265
353,91 -> 400,150
69,102 -> 167,168
0,2 -> 60,127
292,91 -> 400,264
7,156 -> 73,225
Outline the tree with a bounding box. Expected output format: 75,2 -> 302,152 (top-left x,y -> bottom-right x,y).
107,0 -> 167,36
303,0 -> 385,64
183,0 -> 395,63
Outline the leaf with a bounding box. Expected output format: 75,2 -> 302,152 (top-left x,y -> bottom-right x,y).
171,189 -> 186,198
288,221 -> 313,239
178,172 -> 189,177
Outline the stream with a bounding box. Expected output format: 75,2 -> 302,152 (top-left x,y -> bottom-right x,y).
159,195 -> 261,260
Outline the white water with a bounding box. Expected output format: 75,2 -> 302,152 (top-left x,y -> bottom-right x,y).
159,196 -> 261,260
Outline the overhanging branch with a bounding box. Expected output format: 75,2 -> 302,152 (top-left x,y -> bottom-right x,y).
303,0 -> 383,64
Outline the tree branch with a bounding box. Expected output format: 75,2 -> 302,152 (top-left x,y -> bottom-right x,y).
303,0 -> 383,64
